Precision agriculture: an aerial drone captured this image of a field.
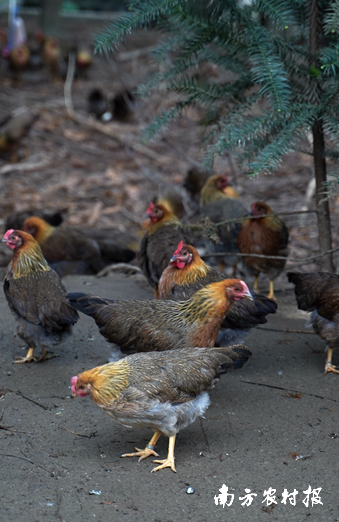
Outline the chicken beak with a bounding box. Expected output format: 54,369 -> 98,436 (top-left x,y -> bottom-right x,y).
170,254 -> 178,262
244,290 -> 253,300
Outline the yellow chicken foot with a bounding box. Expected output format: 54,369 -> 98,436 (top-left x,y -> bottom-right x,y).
324,347 -> 339,374
13,347 -> 59,364
152,435 -> 176,473
253,275 -> 259,291
267,280 -> 276,300
121,431 -> 161,462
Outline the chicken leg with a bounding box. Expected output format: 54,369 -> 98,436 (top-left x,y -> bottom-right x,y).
13,347 -> 58,364
267,280 -> 276,300
324,346 -> 339,374
121,431 -> 161,462
253,275 -> 259,291
152,435 -> 176,473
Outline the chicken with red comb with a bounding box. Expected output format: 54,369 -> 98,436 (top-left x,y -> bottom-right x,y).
159,242 -> 277,345
137,202 -> 199,298
2,229 -> 78,363
71,345 -> 252,473
67,279 -> 253,355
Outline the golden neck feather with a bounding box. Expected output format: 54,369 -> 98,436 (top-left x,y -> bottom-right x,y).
178,281 -> 229,324
82,360 -> 130,406
12,243 -> 50,279
173,256 -> 211,286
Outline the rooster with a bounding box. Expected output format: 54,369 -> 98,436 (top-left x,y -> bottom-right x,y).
71,345 -> 252,473
67,279 -> 253,354
23,216 -> 105,277
159,241 -> 277,345
287,272 -> 339,374
238,202 -> 289,300
2,229 -> 78,363
199,174 -> 247,274
137,202 -> 195,298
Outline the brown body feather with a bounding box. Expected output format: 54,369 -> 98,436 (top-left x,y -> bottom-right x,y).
67,279 -> 251,354
23,216 -> 105,276
72,345 -> 252,472
287,272 -> 339,373
137,204 -> 196,293
159,244 -> 277,345
3,230 -> 78,359
237,202 -> 289,280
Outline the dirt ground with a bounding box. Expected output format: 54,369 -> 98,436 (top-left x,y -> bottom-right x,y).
0,271 -> 338,522
0,12 -> 339,522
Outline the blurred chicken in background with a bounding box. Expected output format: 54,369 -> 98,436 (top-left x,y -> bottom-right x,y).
200,174 -> 247,275
0,107 -> 38,160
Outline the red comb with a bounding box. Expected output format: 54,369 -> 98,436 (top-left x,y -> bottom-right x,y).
173,241 -> 184,256
71,376 -> 78,394
146,202 -> 155,214
3,229 -> 14,240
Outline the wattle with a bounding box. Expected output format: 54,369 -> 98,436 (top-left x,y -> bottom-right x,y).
176,261 -> 186,269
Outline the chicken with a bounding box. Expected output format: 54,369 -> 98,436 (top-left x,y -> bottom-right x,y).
23,216 -> 105,277
200,174 -> 247,274
137,202 -> 193,298
287,272 -> 339,374
5,209 -> 63,231
87,88 -> 108,120
111,89 -> 135,122
159,241 -> 277,345
75,43 -> 92,77
42,37 -> 61,78
153,189 -> 185,219
71,344 -> 251,472
183,167 -> 209,203
67,279 -> 253,354
80,228 -> 139,265
0,107 -> 38,159
238,202 -> 289,300
8,44 -> 30,73
2,229 -> 78,363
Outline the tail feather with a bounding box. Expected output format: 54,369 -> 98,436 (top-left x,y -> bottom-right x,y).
217,344 -> 252,373
287,272 -> 333,311
66,292 -> 114,317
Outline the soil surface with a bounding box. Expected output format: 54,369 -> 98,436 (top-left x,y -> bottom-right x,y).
0,271 -> 338,522
0,13 -> 338,522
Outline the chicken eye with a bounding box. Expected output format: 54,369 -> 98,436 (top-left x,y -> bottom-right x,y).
234,286 -> 240,291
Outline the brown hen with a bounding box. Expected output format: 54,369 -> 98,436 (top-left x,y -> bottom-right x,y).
238,202 -> 289,300
23,216 -> 105,277
67,279 -> 253,355
71,345 -> 251,473
137,202 -> 196,298
287,272 -> 339,374
159,242 -> 277,346
2,229 -> 78,363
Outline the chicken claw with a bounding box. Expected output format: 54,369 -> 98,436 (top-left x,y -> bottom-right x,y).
324,348 -> 339,374
121,431 -> 161,462
324,363 -> 339,375
121,446 -> 159,462
13,348 -> 59,364
152,435 -> 176,473
152,457 -> 176,473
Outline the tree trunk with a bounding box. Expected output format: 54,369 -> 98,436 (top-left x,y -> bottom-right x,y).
312,121 -> 334,272
309,0 -> 334,272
